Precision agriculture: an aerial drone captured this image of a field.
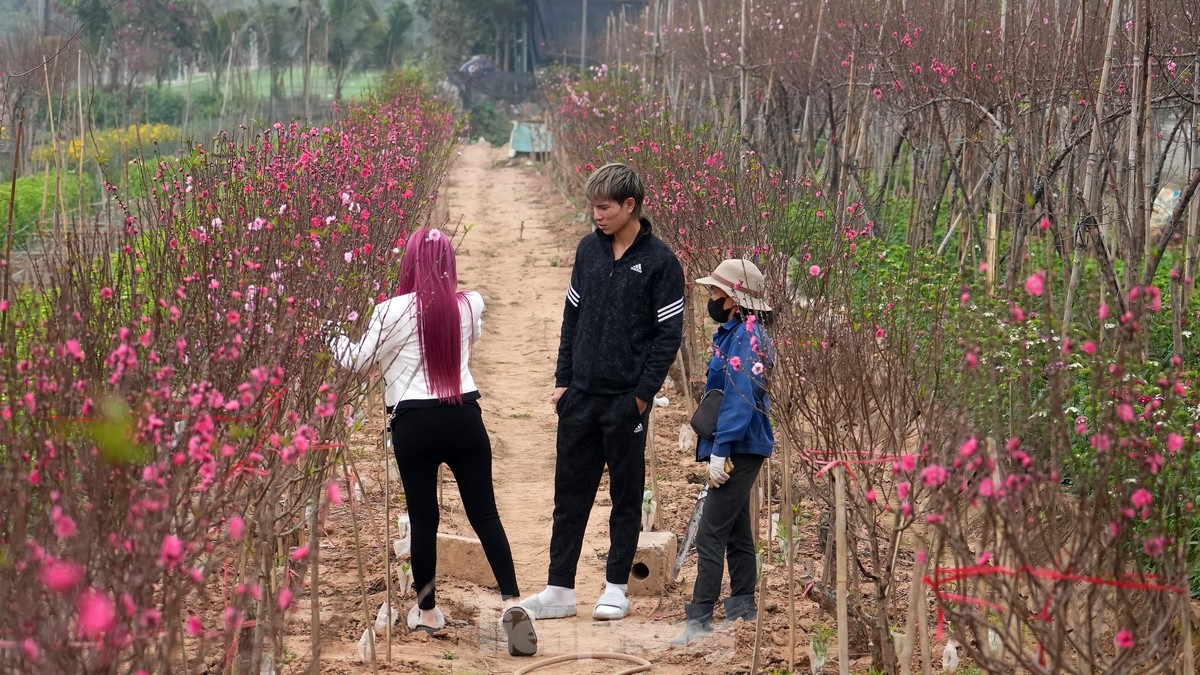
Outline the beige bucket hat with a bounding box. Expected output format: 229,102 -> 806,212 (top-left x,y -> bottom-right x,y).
695,258 -> 772,312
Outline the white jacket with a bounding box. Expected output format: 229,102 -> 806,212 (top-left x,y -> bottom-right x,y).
331,291 -> 483,405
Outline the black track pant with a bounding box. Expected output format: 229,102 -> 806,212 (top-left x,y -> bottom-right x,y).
547,389 -> 648,588
390,401 -> 519,610
691,453 -> 766,606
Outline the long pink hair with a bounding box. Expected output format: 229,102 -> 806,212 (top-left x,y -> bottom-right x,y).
396,227 -> 471,403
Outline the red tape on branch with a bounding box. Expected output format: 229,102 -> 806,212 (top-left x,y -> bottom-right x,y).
923,565 -> 1185,640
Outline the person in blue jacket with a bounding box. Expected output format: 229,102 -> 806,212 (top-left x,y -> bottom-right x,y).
672,258 -> 775,645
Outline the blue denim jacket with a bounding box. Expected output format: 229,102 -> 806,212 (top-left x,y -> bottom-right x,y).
696,317 -> 775,461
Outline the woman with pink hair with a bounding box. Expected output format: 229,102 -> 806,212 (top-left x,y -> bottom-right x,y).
329,227 -> 535,656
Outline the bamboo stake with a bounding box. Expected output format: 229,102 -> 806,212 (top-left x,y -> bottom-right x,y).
1184,532 -> 1196,675
918,545 -> 933,675
76,50 -> 84,230
899,546 -> 927,675
751,454 -> 772,674
782,436 -> 796,669
835,466 -> 850,675
41,53 -> 63,236
341,451 -> 381,674
2,110 -> 23,339
1185,54 -> 1200,305
647,405 -> 659,529
382,407 -> 394,661
308,480 -> 321,674
762,456 -> 772,565
986,149 -> 1002,292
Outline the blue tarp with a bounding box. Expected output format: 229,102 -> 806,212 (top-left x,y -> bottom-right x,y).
509,121 -> 552,154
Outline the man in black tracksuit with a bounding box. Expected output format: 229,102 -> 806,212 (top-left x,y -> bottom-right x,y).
520,163 -> 684,622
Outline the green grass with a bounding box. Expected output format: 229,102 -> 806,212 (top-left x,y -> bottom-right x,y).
166,66 -> 382,103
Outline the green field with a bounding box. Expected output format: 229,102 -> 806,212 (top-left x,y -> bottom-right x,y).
165,65 -> 383,103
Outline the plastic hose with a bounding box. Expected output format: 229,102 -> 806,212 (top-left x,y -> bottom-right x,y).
513,652 -> 652,675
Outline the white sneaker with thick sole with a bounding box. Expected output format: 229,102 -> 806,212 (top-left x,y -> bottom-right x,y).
518,594 -> 577,619
591,588 -> 630,621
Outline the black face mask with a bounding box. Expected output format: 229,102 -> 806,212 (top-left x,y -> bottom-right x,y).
707,297 -> 732,324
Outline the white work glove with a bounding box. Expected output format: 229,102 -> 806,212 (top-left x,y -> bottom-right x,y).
708,454 -> 730,487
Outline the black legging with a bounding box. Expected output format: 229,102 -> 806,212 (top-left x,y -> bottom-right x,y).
390,401 -> 520,609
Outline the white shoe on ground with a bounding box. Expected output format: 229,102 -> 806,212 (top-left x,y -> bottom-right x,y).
591,587 -> 630,621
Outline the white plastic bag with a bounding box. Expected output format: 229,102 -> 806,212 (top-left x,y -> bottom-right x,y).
357,628 -> 375,662
396,563 -> 413,596
641,489 -> 657,531
396,513 -> 411,541
393,538 -> 411,558
374,602 -> 398,633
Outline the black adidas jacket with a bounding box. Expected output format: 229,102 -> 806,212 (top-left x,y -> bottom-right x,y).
555,217 -> 685,401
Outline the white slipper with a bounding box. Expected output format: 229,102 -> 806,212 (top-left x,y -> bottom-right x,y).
591,588 -> 629,621
501,606 -> 538,656
518,594 -> 577,619
407,605 -> 445,634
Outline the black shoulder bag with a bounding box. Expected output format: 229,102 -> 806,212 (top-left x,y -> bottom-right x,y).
689,389 -> 724,440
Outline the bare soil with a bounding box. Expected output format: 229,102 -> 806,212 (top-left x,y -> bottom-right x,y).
280,142 -> 875,674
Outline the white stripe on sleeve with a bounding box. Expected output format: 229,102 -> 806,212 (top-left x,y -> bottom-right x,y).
657,296 -> 684,322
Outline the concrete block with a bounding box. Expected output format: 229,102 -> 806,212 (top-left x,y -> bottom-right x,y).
436,533 -> 498,588
628,531 -> 677,596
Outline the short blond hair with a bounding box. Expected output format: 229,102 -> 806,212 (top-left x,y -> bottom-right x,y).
584,163 -> 645,217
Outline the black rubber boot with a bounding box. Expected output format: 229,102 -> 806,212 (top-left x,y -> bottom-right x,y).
719,594 -> 757,628
669,603 -> 714,645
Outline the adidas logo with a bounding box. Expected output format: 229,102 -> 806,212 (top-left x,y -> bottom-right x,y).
633,422 -> 644,433
630,263 -> 643,273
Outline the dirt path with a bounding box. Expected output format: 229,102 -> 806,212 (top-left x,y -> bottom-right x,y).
450,142 -> 697,672
289,142 -> 727,674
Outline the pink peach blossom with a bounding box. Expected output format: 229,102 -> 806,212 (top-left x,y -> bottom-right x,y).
40,558 -> 85,593
76,589 -> 117,639
1131,489 -> 1152,509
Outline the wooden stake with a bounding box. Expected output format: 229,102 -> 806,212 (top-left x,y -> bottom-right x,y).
918,548 -> 933,675
75,49 -> 84,229
900,546 -> 926,675
308,480 -> 322,674
835,466 -> 850,675
782,436 -> 796,669
382,400 -> 394,662
750,561 -> 769,670
342,451 -> 380,675
647,405 -> 659,529
1184,536 -> 1196,675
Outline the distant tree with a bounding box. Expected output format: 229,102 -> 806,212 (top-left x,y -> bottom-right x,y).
253,0 -> 300,107
99,0 -> 199,98
368,0 -> 414,70
0,32 -> 75,173
325,0 -> 382,100
58,0 -> 114,82
0,0 -> 37,35
416,0 -> 525,71
195,2 -> 247,91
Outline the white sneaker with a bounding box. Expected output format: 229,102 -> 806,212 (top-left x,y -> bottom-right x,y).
591,588 -> 630,621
